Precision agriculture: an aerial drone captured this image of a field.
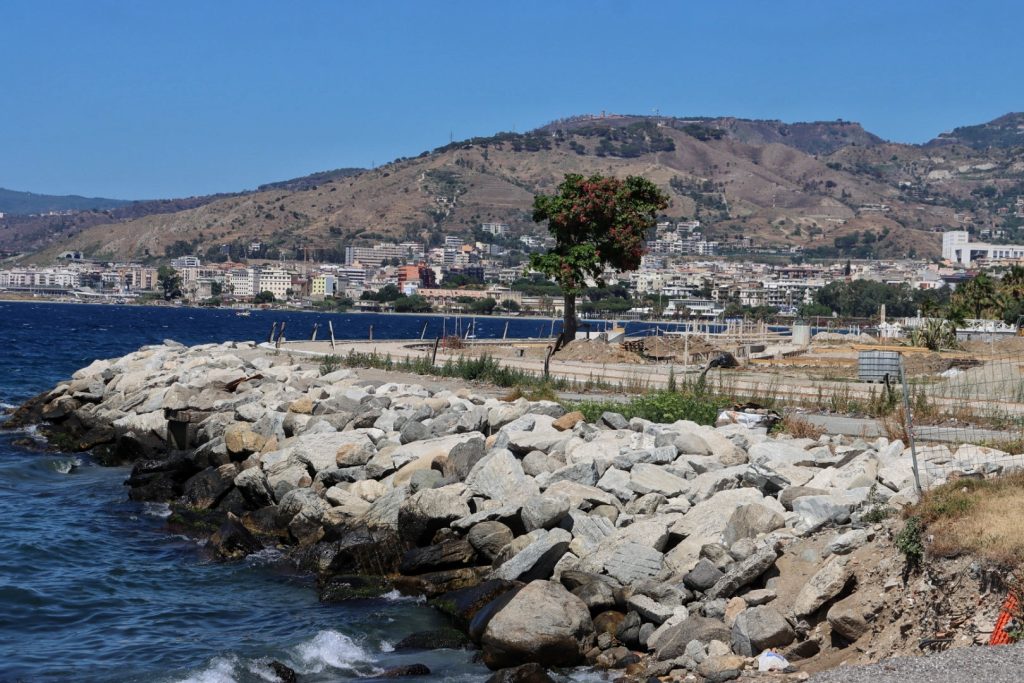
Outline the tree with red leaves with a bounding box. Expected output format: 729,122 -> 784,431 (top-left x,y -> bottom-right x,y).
530,173 -> 668,349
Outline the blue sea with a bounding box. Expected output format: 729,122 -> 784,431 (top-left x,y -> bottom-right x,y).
0,303 -> 605,683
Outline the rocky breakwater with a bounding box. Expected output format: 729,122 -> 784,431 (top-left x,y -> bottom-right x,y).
15,340 -> 930,681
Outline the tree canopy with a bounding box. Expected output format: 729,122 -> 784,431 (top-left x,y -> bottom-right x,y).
529,173 -> 668,345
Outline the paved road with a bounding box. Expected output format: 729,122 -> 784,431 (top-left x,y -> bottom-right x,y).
801,413 -> 1017,445
810,644 -> 1024,683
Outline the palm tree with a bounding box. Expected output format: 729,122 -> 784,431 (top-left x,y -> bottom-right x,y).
954,273 -> 1000,319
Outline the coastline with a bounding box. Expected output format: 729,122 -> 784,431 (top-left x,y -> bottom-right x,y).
8,337 -> 1002,682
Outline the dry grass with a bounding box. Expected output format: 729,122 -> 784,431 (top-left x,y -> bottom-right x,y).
912,473 -> 1024,567
778,414 -> 826,440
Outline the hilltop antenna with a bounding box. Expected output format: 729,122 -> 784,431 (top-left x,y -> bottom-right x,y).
450,130 -> 454,143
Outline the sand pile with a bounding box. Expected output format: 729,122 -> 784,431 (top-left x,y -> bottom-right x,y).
638,335 -> 715,361
554,339 -> 644,364
812,331 -> 879,344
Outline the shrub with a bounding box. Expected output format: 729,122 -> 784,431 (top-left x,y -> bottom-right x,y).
319,354 -> 343,376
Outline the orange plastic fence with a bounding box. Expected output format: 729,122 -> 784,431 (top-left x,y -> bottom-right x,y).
990,593 -> 1018,645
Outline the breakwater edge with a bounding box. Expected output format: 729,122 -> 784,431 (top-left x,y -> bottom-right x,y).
7,303 -> 994,682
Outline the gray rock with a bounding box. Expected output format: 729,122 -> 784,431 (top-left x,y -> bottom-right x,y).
629,463 -> 690,497
654,616 -> 732,660
684,558 -> 725,592
233,466 -> 275,507
544,461 -> 599,488
466,449 -> 540,503
468,520 -> 514,562
792,493 -> 860,531
596,467 -> 634,502
493,528 -> 572,582
827,528 -> 872,555
399,419 -> 429,444
604,542 -> 664,585
742,588 -> 777,606
722,504 -> 785,546
730,606 -> 795,656
627,593 -> 674,625
612,446 -> 677,471
482,579 -> 594,668
793,556 -> 852,617
827,599 -> 869,641
655,428 -> 712,455
521,494 -> 571,532
442,436 -> 487,480
778,485 -> 830,510
600,412 -> 630,430
626,492 -> 668,516
706,545 -> 779,600
408,468 -> 443,493
522,450 -> 558,477
397,486 -> 471,545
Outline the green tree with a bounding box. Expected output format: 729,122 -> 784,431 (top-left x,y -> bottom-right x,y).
210,281 -> 223,297
500,299 -> 521,312
953,273 -> 1000,319
157,266 -> 182,300
470,297 -> 497,314
254,290 -> 276,304
393,294 -> 432,312
529,173 -> 668,347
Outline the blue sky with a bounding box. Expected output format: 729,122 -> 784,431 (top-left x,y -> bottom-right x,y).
1,0 -> 1020,199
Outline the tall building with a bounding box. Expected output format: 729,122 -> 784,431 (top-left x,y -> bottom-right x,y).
254,267 -> 291,299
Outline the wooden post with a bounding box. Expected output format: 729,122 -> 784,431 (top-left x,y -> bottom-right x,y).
310,322 -> 319,341
544,345 -> 553,380
275,321 -> 287,348
502,320 -> 509,340
368,324 -> 374,341
420,321 -> 428,340
328,320 -> 336,351
268,322 -> 277,344
432,336 -> 440,365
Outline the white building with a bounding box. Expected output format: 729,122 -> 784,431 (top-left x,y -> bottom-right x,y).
254,267 -> 291,300
0,267 -> 81,291
171,256 -> 201,269
229,269 -> 255,297
481,222 -> 510,237
943,230 -> 1024,266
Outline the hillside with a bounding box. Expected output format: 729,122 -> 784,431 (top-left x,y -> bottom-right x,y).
0,187 -> 131,215
19,113 -> 1024,263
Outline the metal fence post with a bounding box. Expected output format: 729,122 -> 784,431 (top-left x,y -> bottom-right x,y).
899,354 -> 923,495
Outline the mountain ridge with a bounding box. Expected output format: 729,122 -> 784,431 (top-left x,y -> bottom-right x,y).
10,112 -> 1024,263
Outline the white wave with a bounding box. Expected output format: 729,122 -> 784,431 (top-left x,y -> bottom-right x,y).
174,655 -> 239,683
143,502 -> 172,518
291,629 -> 374,674
380,589 -> 426,604
52,457 -> 81,474
379,640 -> 395,653
0,402 -> 17,410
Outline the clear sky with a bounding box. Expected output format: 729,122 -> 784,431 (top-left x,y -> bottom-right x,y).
1,0 -> 1020,199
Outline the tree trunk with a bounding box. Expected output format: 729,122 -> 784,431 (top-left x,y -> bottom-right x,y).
558,294 -> 577,351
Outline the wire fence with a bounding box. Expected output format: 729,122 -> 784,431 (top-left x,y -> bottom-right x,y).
900,350 -> 1024,490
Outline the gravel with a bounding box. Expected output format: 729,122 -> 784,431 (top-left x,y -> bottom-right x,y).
810,644 -> 1024,683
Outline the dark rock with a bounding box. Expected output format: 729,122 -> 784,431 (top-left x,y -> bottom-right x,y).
443,436 -> 487,479
700,543 -> 733,570
706,545 -> 779,599
269,660 -> 297,683
394,628 -> 471,651
572,580 -> 616,614
324,527 -> 404,575
391,567 -> 482,597
126,453 -> 201,501
399,539 -> 478,575
593,610 -> 626,636
559,570 -> 618,592
654,616 -> 732,660
615,610 -> 642,648
318,574 -> 389,602
378,663 -> 430,678
350,409 -> 382,429
209,513 -> 263,559
779,485 -> 830,510
684,558 -> 725,592
468,521 -> 514,562
485,663 -> 556,683
182,464 -> 238,510
432,579 -> 517,630
600,412 -> 629,430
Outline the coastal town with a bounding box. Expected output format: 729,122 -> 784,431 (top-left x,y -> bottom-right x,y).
0,226 -> 1014,330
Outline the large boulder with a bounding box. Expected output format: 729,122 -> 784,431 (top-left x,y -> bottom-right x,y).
793,556 -> 853,617
466,450 -> 540,503
722,504 -> 785,546
706,544 -> 779,600
521,494 -> 570,532
493,529 -> 571,582
468,521 -> 515,562
665,488 -> 768,572
653,616 -> 731,660
397,486 -> 471,545
730,606 -> 795,656
482,580 -> 594,669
